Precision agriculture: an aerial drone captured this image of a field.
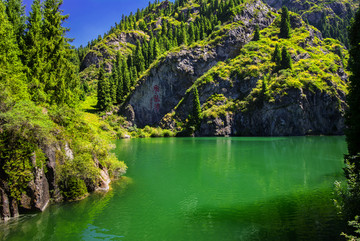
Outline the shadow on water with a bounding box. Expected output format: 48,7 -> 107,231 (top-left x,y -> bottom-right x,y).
188,188 -> 346,241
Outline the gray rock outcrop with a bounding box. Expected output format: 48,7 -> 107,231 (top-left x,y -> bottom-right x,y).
0,141 -> 112,220
81,31 -> 148,71
233,88 -> 345,136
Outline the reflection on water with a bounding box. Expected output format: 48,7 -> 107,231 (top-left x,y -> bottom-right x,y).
0,136 -> 347,241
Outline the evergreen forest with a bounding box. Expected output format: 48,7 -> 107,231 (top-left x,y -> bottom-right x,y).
0,0 -> 360,239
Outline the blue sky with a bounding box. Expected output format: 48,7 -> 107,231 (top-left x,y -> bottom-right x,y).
22,0 -> 158,47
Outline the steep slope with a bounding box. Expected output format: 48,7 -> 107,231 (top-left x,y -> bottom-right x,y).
263,0 -> 358,47
122,3 -> 348,136
123,0 -> 274,127
77,0 -> 350,137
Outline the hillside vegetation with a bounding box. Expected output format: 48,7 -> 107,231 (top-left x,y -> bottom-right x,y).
77,0 -> 351,137
0,0 -> 126,219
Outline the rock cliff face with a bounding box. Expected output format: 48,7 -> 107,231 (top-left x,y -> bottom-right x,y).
0,142 -> 111,220
80,31 -> 148,71
123,0 -> 275,127
262,0 -> 357,47
120,0 -> 348,137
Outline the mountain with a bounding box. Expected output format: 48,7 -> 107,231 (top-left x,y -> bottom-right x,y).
263,0 -> 358,48
79,0 -> 351,137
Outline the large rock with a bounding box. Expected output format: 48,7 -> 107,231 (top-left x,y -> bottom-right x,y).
0,140 -> 113,220
233,88 -> 345,136
80,31 -> 148,71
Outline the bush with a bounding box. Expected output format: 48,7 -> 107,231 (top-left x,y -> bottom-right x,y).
59,176 -> 88,200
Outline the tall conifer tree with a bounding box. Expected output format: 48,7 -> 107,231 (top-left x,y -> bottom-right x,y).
42,0 -> 78,106
5,0 -> 26,53
341,7 -> 360,237
0,0 -> 27,100
253,24 -> 260,41
279,6 -> 291,39
346,7 -> 360,158
97,65 -> 111,110
272,44 -> 281,71
280,47 -> 292,70
192,86 -> 201,128
24,0 -> 45,103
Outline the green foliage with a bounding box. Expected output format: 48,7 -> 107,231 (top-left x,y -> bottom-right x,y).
272,43 -> 281,71
0,0 -> 28,101
186,16 -> 348,118
340,6 -> 360,239
191,86 -> 201,129
59,176 -> 88,201
279,6 -> 291,39
21,0 -> 80,106
128,125 -> 175,138
0,101 -> 54,200
0,0 -> 129,210
280,46 -> 292,70
97,65 -> 112,111
5,0 -> 26,54
253,24 -> 260,41
346,7 -> 360,157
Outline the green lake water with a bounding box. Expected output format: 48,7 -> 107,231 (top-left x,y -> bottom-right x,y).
0,136 -> 348,240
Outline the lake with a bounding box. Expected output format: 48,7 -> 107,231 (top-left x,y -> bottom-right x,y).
0,136 -> 347,240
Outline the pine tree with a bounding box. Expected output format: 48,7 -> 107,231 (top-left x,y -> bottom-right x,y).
280,46 -> 292,70
191,86 -> 201,128
0,0 -> 27,100
346,6 -> 360,159
279,6 -> 291,39
97,65 -> 111,110
153,39 -> 160,60
253,24 -> 260,41
142,40 -> 149,69
272,44 -> 281,71
23,0 -> 45,103
109,73 -> 117,103
134,40 -> 145,73
342,7 -> 360,236
41,0 -> 79,106
130,66 -> 138,86
5,0 -> 26,53
122,59 -> 130,97
188,22 -> 195,44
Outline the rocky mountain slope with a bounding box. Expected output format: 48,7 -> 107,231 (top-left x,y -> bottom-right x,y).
263,0 -> 358,47
79,0 -> 350,137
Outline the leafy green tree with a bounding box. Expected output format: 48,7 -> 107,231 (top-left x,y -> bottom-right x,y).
253,24 -> 260,41
280,46 -> 292,70
279,6 -> 291,39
